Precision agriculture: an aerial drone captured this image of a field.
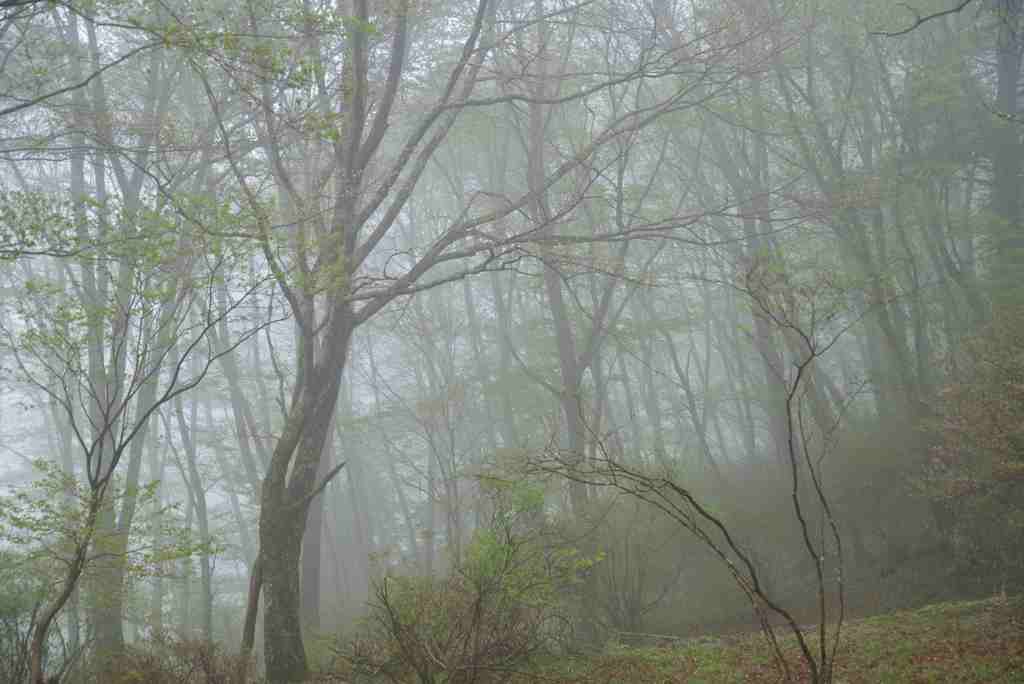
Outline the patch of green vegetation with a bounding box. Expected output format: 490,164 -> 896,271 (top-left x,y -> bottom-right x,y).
515,596 -> 1024,683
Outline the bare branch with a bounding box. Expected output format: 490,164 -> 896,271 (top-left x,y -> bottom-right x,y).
871,0 -> 977,37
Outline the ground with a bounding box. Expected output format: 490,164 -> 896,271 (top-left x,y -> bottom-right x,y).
511,594 -> 1024,683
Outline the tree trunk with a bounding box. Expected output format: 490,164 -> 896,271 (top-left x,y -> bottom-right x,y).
490,271 -> 521,448
176,389 -> 213,640
301,437 -> 333,631
29,485 -> 105,684
992,0 -> 1023,297
262,506 -> 309,682
257,314 -> 353,683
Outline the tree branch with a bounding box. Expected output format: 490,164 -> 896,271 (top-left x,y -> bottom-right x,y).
871,0 -> 977,37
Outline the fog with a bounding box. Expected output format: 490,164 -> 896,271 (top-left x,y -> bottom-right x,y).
0,1 -> 1021,683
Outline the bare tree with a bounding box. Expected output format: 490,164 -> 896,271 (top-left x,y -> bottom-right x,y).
529,256 -> 852,684
187,1 -> 746,679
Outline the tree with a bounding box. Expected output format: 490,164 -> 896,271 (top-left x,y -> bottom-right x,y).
0,253 -> 263,683
0,73 -> 269,673
187,1 -> 739,679
531,256 -> 851,683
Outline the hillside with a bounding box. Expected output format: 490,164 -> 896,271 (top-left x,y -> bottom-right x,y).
516,595 -> 1024,683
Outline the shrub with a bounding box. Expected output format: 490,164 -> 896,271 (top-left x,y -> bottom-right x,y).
93,633 -> 245,684
340,479 -> 591,684
925,307 -> 1024,592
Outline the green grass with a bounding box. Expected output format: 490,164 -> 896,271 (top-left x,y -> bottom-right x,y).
515,595 -> 1024,683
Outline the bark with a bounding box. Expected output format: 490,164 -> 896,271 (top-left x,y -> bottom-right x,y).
300,436 -> 333,631
259,316 -> 353,682
236,556 -> 262,684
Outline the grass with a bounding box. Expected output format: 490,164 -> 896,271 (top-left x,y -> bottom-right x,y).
512,594 -> 1024,683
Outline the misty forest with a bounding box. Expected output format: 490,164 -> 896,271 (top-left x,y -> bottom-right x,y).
1,0 -> 1023,682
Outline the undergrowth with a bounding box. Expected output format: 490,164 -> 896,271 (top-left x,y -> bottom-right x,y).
500,595 -> 1024,683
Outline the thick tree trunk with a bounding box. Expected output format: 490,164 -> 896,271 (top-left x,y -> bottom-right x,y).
258,314 -> 353,683
262,507 -> 309,682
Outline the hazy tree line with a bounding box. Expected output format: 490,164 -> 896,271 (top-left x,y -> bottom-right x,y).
0,0 -> 1021,683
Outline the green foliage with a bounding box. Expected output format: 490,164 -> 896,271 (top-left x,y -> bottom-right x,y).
0,459 -> 218,597
511,595 -> 1024,684
0,191 -> 77,259
923,308 -> 1024,590
341,478 -> 596,684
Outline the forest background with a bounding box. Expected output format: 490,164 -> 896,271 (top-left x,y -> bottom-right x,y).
0,0 -> 1022,682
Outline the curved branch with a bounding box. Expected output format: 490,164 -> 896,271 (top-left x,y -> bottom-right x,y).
871,0 -> 977,37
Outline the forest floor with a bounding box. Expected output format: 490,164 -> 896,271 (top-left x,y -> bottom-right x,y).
515,594 -> 1024,683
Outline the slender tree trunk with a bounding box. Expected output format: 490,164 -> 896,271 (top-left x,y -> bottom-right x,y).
636,300 -> 668,464
208,403 -> 256,568
148,440 -> 167,635
992,0 -> 1023,297
30,497 -> 101,684
236,556 -> 262,684
179,494 -> 193,635
490,271 -> 521,447
51,385 -> 81,665
367,346 -> 420,567
176,390 -> 213,640
301,436 -> 333,631
463,278 -> 499,453
342,423 -> 375,595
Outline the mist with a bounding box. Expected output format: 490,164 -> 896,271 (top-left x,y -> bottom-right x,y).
0,1 -> 1021,682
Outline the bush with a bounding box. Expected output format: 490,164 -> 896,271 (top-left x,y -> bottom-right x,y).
93,633 -> 245,684
925,307 -> 1024,592
339,479 -> 590,684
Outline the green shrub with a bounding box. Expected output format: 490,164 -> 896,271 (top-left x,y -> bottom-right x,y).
340,479 -> 593,684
